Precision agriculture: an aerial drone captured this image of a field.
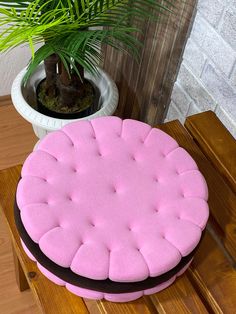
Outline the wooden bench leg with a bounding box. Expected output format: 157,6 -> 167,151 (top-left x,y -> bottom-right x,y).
12,244 -> 29,291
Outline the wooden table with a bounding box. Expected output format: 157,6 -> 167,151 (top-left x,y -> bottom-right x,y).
1,111 -> 236,313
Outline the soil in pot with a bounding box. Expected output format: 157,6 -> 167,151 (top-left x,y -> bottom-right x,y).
36,78 -> 101,119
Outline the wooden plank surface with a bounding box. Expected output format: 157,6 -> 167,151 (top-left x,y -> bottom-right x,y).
185,111 -> 236,194
0,166 -> 88,314
0,123 -> 208,314
12,245 -> 30,292
0,164 -> 208,314
0,166 -> 154,314
149,275 -> 208,314
1,116 -> 236,313
103,0 -> 197,125
160,120 -> 236,262
0,102 -> 39,314
85,272 -> 208,314
160,120 -> 236,313
188,231 -> 236,314
0,209 -> 39,314
85,298 -> 154,314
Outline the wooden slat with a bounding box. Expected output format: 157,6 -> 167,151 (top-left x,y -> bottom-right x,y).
85,298 -> 154,314
0,140 -> 208,314
188,231 -> 236,314
159,120 -> 236,261
0,102 -> 39,312
0,209 -> 39,314
0,166 -> 153,314
103,0 -> 197,125
159,120 -> 236,312
149,275 -> 208,313
12,245 -> 30,292
184,111 -> 236,313
0,166 -> 88,314
185,111 -> 236,194
1,118 -> 236,313
81,119 -> 213,314
85,278 -> 207,314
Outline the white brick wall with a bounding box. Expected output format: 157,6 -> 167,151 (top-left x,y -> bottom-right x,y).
166,0 -> 236,138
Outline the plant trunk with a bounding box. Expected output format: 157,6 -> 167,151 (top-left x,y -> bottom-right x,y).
58,61 -> 86,108
44,54 -> 58,97
44,53 -> 87,109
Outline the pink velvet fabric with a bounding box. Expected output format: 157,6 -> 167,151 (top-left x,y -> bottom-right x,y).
22,239 -> 192,302
17,117 -> 209,284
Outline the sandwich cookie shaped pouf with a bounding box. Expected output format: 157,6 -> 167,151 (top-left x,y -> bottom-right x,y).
15,117 -> 209,302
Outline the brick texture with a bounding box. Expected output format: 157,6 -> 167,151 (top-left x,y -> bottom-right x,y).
165,101 -> 185,124
171,83 -> 191,115
167,0 -> 236,138
201,63 -> 236,117
198,0 -> 224,27
219,6 -> 236,51
177,63 -> 217,112
182,39 -> 206,77
192,13 -> 236,76
230,63 -> 236,87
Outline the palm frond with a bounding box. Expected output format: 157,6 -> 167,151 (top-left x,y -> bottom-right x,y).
0,0 -> 175,80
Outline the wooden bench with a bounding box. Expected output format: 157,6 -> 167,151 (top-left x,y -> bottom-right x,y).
0,111 -> 235,313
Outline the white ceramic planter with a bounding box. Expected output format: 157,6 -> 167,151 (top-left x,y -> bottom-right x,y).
11,64 -> 119,139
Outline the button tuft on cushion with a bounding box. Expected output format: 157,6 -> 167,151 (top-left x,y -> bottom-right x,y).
111,186 -> 117,193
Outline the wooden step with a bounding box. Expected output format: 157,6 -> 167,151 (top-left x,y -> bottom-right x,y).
185,111 -> 236,194
160,119 -> 236,262
1,113 -> 236,313
160,118 -> 236,313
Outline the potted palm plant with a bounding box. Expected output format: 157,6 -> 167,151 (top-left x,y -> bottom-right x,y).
0,0 -> 173,138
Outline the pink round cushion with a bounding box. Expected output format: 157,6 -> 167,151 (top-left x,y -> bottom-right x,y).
16,117 -> 209,282
21,239 -> 192,302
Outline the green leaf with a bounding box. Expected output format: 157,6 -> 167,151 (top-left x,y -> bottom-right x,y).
0,0 -> 175,79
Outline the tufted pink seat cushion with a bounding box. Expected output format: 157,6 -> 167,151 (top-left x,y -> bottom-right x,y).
16,117 -> 209,300
21,239 -> 193,302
